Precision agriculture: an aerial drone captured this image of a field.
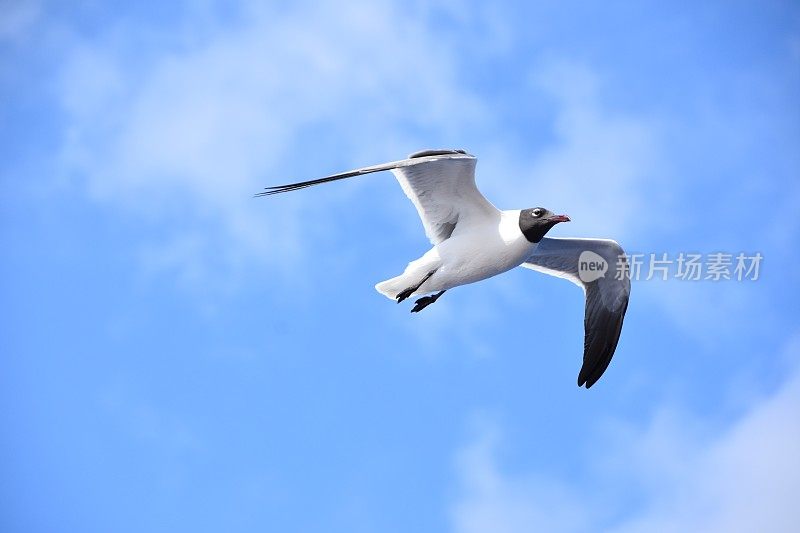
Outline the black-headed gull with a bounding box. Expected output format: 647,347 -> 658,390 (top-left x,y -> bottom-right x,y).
258,149 -> 630,388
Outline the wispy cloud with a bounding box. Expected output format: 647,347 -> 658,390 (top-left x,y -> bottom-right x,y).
451,414 -> 592,533
54,0 -> 492,290
608,335 -> 800,532
480,59 -> 665,241
450,333 -> 800,533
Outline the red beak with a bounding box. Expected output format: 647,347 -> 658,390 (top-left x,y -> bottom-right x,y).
550,214 -> 571,223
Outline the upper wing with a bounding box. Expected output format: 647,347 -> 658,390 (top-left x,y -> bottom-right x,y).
521,237 -> 631,388
257,149 -> 499,245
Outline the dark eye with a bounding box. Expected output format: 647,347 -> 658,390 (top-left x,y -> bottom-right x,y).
532,209 -> 543,217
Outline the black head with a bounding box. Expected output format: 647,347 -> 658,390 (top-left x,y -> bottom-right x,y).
518,207 -> 571,243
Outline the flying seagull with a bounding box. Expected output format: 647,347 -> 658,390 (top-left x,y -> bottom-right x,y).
257,149 -> 630,388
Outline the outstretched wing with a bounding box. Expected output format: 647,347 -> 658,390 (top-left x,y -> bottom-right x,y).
257,149 -> 499,245
521,237 -> 631,389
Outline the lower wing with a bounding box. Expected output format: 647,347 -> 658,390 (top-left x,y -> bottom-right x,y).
522,237 -> 631,388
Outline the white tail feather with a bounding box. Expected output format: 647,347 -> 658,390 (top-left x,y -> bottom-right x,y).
375,275 -> 408,300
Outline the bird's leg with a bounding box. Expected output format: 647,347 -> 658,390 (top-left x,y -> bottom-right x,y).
396,270 -> 436,303
411,290 -> 446,313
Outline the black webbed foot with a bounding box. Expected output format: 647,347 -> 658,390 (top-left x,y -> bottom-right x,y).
411,290 -> 446,313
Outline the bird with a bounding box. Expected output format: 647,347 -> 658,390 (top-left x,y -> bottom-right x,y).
257,149 -> 630,388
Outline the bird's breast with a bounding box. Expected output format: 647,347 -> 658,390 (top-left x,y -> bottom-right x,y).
435,227 -> 534,288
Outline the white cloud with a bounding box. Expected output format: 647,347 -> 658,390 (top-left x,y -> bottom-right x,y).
55,0 -> 490,289
609,334 -> 800,533
451,417 -> 592,533
55,2 -> 673,295
450,334 -> 800,533
482,60 -> 665,241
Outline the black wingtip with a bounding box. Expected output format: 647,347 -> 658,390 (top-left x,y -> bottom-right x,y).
407,148 -> 469,159
577,371 -> 592,389
578,313 -> 626,389
578,361 -> 604,388
254,188 -> 279,198
253,167 -> 371,198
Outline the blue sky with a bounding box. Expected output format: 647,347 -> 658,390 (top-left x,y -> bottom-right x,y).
1,1 -> 799,531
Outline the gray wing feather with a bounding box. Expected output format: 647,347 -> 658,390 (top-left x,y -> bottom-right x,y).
391,154 -> 497,244
522,237 -> 631,388
257,150 -> 498,245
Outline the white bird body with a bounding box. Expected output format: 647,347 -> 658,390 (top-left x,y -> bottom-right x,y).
259,149 -> 631,388
376,209 -> 535,298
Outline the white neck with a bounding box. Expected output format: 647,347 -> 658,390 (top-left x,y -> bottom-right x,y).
499,210 -> 524,244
